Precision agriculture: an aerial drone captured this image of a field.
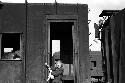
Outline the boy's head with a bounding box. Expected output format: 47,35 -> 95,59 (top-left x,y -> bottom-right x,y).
55,60 -> 63,68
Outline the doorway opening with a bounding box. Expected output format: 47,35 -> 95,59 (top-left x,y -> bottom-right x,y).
49,22 -> 74,83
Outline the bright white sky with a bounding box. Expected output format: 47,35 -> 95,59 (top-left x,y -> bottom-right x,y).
52,40 -> 60,56
1,0 -> 125,51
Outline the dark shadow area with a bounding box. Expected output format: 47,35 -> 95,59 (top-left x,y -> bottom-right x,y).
50,22 -> 74,83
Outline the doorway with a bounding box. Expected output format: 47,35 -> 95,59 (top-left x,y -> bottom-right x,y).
48,21 -> 76,83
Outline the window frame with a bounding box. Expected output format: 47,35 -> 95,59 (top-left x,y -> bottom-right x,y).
0,32 -> 23,61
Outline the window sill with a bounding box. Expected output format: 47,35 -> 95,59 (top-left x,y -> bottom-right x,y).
0,59 -> 22,61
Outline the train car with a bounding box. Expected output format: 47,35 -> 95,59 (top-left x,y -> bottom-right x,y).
0,3 -> 89,83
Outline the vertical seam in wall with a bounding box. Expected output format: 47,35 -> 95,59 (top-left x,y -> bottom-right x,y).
25,1 -> 28,83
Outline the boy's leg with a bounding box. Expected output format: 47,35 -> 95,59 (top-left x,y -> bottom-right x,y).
52,79 -> 62,83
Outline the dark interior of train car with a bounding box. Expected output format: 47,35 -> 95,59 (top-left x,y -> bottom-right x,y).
50,22 -> 74,83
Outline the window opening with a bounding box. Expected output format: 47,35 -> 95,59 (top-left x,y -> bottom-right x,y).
0,33 -> 22,60
91,61 -> 96,67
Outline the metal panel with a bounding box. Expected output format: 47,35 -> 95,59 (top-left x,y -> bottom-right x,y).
57,4 -> 78,15
72,21 -> 80,83
0,34 -> 1,59
46,15 -> 78,20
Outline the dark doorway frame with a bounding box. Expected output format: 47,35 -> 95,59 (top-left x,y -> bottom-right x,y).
45,15 -> 79,83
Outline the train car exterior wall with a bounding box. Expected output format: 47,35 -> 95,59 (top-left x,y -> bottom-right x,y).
0,3 -> 89,83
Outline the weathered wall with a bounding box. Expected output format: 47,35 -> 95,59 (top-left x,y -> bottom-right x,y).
0,4 -> 25,33
0,4 -> 25,83
78,4 -> 89,83
89,51 -> 103,76
26,4 -> 47,83
100,10 -> 125,83
110,12 -> 125,83
0,3 -> 89,83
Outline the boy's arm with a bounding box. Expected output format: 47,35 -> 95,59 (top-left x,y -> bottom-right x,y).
51,66 -> 56,70
51,68 -> 64,76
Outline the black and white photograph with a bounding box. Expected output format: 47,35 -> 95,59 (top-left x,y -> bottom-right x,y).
0,0 -> 124,83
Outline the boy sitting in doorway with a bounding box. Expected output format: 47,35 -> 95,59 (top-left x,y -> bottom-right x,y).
45,59 -> 64,83
51,60 -> 64,83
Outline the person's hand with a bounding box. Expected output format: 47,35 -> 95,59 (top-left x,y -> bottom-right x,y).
45,63 -> 47,65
